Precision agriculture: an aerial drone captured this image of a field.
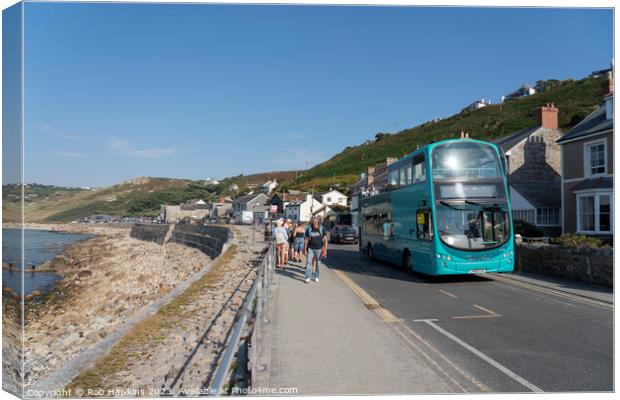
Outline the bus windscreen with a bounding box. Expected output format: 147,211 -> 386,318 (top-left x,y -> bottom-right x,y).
431,142 -> 502,180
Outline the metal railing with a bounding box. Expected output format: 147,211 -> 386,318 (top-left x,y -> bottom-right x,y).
209,237 -> 276,395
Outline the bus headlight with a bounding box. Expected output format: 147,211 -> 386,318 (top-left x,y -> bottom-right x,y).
436,254 -> 452,261
503,251 -> 513,258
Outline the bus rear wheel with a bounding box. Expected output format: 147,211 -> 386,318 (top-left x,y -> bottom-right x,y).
367,243 -> 374,260
402,250 -> 412,272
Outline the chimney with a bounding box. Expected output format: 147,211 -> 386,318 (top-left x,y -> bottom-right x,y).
540,102 -> 559,129
603,70 -> 614,96
367,166 -> 375,185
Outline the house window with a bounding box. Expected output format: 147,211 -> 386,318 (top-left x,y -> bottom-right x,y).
536,208 -> 560,226
585,140 -> 606,176
512,209 -> 535,225
577,193 -> 613,234
578,196 -> 595,231
326,197 -> 332,203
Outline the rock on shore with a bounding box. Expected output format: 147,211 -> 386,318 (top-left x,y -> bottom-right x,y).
23,227 -> 212,388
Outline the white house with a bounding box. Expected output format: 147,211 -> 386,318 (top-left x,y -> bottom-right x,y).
318,189 -> 348,207
462,98 -> 491,112
285,194 -> 333,222
259,179 -> 278,194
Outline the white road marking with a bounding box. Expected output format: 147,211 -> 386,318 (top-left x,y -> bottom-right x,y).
438,289 -> 459,299
421,320 -> 544,393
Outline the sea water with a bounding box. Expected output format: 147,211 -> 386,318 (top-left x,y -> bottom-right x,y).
2,228 -> 91,295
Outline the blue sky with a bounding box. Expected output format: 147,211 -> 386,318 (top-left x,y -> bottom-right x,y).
17,3 -> 613,187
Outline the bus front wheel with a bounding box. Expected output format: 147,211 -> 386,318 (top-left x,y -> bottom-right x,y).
402,250 -> 412,272
367,243 -> 375,260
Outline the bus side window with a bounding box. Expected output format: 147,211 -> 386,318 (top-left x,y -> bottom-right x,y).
416,209 -> 433,241
406,164 -> 413,185
388,170 -> 399,187
413,155 -> 426,183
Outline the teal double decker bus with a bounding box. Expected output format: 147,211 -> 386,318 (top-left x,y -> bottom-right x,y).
360,138 -> 514,275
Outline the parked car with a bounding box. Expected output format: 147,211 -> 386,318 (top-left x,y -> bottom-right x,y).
329,225 -> 358,244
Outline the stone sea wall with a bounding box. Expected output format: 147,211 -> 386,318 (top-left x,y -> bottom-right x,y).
169,225 -> 233,259
131,223 -> 233,259
130,224 -> 171,245
516,243 -> 613,288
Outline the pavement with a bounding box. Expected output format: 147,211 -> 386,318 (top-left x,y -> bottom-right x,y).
256,244 -> 614,394
487,270 -> 613,304
255,258 -> 458,395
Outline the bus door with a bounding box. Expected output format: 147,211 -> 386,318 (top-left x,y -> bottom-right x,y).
412,208 -> 434,273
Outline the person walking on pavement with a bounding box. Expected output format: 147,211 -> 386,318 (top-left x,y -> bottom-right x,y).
304,217 -> 328,283
273,219 -> 289,270
292,222 -> 305,263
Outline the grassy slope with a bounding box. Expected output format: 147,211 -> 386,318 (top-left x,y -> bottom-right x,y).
288,76 -> 606,190
3,178 -> 203,222
3,171 -> 297,223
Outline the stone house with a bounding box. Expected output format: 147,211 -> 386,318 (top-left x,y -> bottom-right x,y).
494,103 -> 564,235
231,193 -> 269,222
161,199 -> 210,223
557,77 -> 614,237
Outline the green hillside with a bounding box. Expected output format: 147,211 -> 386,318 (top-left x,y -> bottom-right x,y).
3,178 -> 218,222
3,171 -> 297,223
288,75 -> 607,191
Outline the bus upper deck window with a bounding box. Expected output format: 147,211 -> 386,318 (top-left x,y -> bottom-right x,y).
413,155 -> 426,183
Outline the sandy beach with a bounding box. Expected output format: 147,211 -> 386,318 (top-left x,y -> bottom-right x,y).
22,224 -> 213,388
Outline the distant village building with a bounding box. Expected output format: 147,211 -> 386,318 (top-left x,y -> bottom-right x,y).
270,192 -> 306,219
558,75 -> 614,237
590,61 -> 613,78
208,197 -> 233,221
462,98 -> 491,112
161,199 -> 210,223
494,103 -> 564,235
258,179 -> 278,194
317,189 -> 348,208
501,84 -> 536,102
231,193 -> 269,224
284,194 -> 333,223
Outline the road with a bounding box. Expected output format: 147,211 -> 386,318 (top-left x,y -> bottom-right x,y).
323,243 -> 613,393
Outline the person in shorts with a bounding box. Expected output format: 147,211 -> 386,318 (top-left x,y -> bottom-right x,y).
273,219 -> 289,270
292,222 -> 306,263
